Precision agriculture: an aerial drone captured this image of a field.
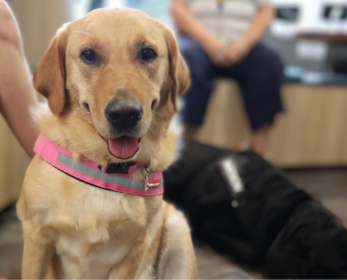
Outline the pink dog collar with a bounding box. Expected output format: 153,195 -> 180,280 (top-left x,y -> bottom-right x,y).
34,134 -> 164,196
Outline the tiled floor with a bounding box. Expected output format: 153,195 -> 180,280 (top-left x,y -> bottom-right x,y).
0,205 -> 23,278
1,168 -> 347,279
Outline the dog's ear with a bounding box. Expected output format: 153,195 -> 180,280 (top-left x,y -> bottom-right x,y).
164,28 -> 190,112
33,25 -> 69,115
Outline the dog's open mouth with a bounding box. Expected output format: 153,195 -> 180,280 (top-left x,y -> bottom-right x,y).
107,136 -> 141,159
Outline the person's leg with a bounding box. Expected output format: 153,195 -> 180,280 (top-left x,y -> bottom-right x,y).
178,35 -> 214,130
218,42 -> 284,156
0,0 -> 39,157
251,123 -> 271,155
89,0 -> 104,11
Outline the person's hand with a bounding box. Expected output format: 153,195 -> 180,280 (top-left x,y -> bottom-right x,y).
227,37 -> 253,65
201,35 -> 231,68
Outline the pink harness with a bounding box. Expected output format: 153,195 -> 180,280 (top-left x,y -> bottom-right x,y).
34,134 -> 164,196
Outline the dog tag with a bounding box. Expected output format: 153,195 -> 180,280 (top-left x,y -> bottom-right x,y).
141,160 -> 152,193
142,160 -> 152,193
144,174 -> 149,193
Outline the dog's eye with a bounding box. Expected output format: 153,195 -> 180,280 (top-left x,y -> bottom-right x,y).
81,50 -> 96,63
141,49 -> 157,61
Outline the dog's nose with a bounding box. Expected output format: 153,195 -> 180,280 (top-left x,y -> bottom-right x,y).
105,98 -> 143,129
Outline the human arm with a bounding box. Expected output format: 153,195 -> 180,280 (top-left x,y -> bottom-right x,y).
0,0 -> 39,158
227,4 -> 274,64
171,0 -> 232,67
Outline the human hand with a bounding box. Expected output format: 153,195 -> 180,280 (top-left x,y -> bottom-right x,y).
227,37 -> 253,65
201,36 -> 232,68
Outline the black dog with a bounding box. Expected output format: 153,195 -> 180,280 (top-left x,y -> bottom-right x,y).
164,141 -> 347,278
267,200 -> 347,278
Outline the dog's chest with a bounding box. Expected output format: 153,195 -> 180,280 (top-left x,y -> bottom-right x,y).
20,159 -> 163,278
48,187 -> 146,278
57,186 -> 158,273
56,234 -> 128,279
26,170 -> 160,278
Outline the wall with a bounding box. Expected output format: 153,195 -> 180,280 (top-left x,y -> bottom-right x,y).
7,0 -> 72,70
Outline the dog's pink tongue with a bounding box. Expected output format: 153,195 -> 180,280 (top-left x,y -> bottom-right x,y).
108,136 -> 138,159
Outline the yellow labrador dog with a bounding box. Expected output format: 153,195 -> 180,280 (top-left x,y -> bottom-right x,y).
17,8 -> 196,279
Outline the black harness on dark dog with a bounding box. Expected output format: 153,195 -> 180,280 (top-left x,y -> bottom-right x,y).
164,141 -> 347,279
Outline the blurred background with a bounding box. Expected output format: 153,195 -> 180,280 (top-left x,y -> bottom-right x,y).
1,0 -> 347,278
3,0 -> 347,207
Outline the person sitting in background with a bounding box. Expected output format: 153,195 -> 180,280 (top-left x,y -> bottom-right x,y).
172,0 -> 284,156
